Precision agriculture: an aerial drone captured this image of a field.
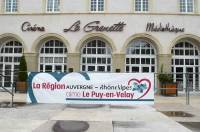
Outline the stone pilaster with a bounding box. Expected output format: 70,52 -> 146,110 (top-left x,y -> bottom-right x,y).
157,54 -> 172,73
67,53 -> 80,72
24,53 -> 38,72
112,53 -> 126,72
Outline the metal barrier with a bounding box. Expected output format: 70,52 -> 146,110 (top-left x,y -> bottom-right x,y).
154,72 -> 200,105
0,73 -> 14,107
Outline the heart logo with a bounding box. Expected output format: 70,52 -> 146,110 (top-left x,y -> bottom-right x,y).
128,79 -> 151,99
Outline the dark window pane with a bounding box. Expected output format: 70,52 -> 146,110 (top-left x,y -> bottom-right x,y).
195,50 -> 198,55
142,67 -> 149,73
126,66 -> 129,72
87,58 -> 92,63
180,59 -> 184,65
136,58 -> 140,64
195,59 -> 199,65
152,58 -> 155,64
92,58 -> 96,63
151,49 -> 155,54
107,66 -> 111,72
82,58 -> 86,63
190,50 -> 194,55
126,58 -> 129,64
146,49 -> 150,54
185,42 -> 190,47
92,48 -> 96,54
141,49 -> 145,54
132,67 -> 139,73
180,50 -> 184,55
175,50 -> 179,55
151,66 -> 155,72
136,49 -> 140,54
82,65 -> 85,71
97,58 -> 101,64
64,65 -> 67,72
190,59 -> 194,65
141,58 -> 145,64
83,48 -> 86,54
146,58 -> 150,64
102,58 -> 106,64
97,49 -> 101,54
107,58 -> 111,64
185,50 -> 189,55
185,59 -> 189,65
87,48 -> 91,54
98,66 -> 105,72
175,59 -> 179,65
45,65 -> 52,72
88,66 -> 95,71
131,58 -> 135,64
40,65 -> 43,72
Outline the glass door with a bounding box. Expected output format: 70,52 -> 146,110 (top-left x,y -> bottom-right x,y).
175,67 -> 184,91
4,64 -> 12,87
186,67 -> 195,91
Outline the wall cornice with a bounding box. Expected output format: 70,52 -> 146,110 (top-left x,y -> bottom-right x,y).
0,12 -> 200,16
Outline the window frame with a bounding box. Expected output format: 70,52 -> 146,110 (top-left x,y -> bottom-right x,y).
180,0 -> 194,13
4,0 -> 18,13
46,0 -> 60,13
90,0 -> 105,13
80,39 -> 112,72
125,40 -> 156,73
134,0 -> 149,13
0,40 -> 23,88
39,39 -> 68,72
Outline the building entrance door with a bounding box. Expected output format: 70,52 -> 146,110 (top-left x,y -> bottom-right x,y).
0,64 -> 17,88
186,67 -> 195,91
4,64 -> 12,87
174,66 -> 197,92
175,67 -> 184,91
172,41 -> 200,92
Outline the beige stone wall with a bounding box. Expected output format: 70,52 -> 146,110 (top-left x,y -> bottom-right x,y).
112,54 -> 126,72
1,0 -> 200,14
67,53 -> 80,72
157,54 -> 172,73
24,53 -> 38,72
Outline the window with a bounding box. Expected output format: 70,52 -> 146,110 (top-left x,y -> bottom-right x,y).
90,0 -> 104,12
47,0 -> 60,12
172,41 -> 199,91
135,0 -> 148,12
39,40 -> 67,72
81,39 -> 112,72
126,40 -> 156,73
0,41 -> 23,87
5,0 -> 18,13
180,0 -> 194,13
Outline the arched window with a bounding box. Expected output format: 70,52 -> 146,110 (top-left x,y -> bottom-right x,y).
171,41 -> 199,91
0,40 -> 23,87
39,40 -> 67,72
81,39 -> 112,72
126,40 -> 156,73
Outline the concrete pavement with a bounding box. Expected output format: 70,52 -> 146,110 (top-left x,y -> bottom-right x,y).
0,92 -> 200,132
